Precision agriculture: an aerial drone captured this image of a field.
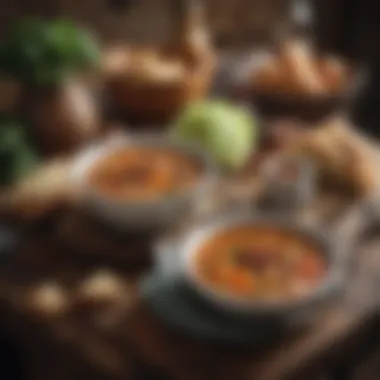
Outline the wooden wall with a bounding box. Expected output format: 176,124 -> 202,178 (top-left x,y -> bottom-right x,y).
0,0 -> 346,53
0,0 -> 292,46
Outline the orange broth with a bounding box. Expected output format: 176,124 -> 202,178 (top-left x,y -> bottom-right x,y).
89,147 -> 202,201
195,226 -> 327,299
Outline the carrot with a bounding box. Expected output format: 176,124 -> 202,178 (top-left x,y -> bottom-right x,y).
229,271 -> 254,294
297,256 -> 325,279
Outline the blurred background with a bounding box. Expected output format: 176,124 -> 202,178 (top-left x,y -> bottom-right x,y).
3,0 -> 375,131
0,0 -> 359,52
2,1 -> 380,380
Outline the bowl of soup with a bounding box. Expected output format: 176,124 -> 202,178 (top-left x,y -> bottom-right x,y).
72,134 -> 217,229
170,213 -> 344,316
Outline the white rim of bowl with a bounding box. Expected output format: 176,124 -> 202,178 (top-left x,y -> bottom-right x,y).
71,132 -> 219,209
174,213 -> 345,314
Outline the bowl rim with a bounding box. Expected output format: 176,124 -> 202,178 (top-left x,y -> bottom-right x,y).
71,132 -> 219,209
159,212 -> 345,314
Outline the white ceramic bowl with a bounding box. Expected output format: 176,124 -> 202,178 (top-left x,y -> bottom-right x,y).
156,212 -> 345,317
72,133 -> 218,230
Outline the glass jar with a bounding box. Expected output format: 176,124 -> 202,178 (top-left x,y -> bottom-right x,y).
257,155 -> 316,217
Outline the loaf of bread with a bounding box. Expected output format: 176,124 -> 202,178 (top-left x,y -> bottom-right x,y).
0,159 -> 75,222
280,40 -> 325,95
282,116 -> 380,197
27,282 -> 69,318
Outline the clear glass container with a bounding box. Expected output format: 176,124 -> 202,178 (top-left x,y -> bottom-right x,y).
257,155 -> 316,217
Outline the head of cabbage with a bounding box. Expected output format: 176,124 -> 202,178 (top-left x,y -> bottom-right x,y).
172,101 -> 257,171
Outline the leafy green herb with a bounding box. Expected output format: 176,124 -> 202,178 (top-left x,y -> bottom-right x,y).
0,18 -> 100,86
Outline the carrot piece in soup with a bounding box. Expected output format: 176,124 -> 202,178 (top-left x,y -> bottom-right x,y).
229,271 -> 255,294
297,255 -> 325,279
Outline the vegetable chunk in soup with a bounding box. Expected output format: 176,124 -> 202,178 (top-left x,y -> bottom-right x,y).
88,147 -> 202,201
195,226 -> 326,300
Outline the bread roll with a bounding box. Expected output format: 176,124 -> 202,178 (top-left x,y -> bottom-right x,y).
0,159 -> 74,222
283,117 -> 379,196
76,270 -> 127,306
27,282 -> 69,317
280,40 -> 325,95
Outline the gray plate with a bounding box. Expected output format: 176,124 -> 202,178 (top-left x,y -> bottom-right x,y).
139,273 -> 300,346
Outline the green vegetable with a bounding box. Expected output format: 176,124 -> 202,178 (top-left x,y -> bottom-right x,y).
0,18 -> 100,86
0,118 -> 39,186
172,100 -> 257,170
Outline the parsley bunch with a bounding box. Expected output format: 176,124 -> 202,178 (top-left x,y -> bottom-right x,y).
0,18 -> 100,86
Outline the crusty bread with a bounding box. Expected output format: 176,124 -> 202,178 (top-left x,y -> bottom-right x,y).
0,159 -> 76,222
26,282 -> 69,318
279,39 -> 325,95
282,116 -> 380,197
76,270 -> 127,306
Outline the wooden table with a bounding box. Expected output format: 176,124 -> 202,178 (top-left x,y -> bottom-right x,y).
1,189 -> 380,380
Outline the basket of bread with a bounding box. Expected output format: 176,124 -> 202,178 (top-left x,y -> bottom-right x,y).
244,39 -> 358,121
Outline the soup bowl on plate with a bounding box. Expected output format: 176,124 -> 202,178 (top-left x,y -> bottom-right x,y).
72,134 -> 218,230
157,213 -> 345,318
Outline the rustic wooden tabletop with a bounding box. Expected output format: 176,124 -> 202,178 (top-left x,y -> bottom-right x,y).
0,187 -> 379,380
